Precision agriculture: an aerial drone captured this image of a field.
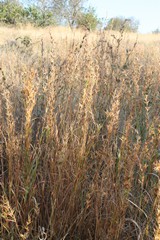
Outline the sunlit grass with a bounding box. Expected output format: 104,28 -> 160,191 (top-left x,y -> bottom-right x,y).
0,26 -> 159,240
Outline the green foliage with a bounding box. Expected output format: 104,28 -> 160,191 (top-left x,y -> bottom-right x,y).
24,5 -> 56,27
0,0 -> 99,28
105,17 -> 139,32
0,0 -> 25,24
77,7 -> 100,31
20,35 -> 32,47
0,0 -> 56,26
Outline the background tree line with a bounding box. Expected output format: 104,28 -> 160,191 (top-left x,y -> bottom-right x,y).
0,0 -> 139,32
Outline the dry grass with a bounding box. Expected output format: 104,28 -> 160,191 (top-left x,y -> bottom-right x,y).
0,26 -> 160,240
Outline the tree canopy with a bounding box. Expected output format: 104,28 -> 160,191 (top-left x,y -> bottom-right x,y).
0,1 -> 141,33
105,17 -> 139,32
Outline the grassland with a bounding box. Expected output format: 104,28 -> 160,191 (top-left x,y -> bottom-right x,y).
0,26 -> 160,240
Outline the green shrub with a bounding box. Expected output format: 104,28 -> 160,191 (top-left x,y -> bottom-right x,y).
0,0 -> 25,24
105,17 -> 139,32
77,7 -> 100,31
24,5 -> 56,27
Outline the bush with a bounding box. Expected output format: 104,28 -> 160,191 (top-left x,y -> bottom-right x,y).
105,17 -> 139,32
152,28 -> 160,34
0,1 -> 25,25
0,1 -> 56,26
24,5 -> 56,27
77,7 -> 100,31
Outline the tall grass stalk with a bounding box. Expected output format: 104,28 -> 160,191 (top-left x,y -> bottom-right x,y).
0,27 -> 159,239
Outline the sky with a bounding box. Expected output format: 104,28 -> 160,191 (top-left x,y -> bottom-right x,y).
88,0 -> 160,33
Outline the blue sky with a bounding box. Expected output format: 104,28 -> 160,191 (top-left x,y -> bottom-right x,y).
88,0 -> 160,33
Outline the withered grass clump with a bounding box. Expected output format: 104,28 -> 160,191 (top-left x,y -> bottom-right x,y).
0,28 -> 160,240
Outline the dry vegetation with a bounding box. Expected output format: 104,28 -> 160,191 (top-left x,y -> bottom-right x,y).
0,26 -> 160,240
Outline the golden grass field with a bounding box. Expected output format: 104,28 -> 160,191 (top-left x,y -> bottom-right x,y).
0,26 -> 160,239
